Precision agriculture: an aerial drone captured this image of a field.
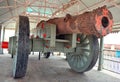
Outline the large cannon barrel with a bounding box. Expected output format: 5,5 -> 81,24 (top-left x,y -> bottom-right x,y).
37,6 -> 113,37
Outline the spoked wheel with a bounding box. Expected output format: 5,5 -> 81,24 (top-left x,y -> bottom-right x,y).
13,16 -> 30,78
66,34 -> 99,72
44,52 -> 51,58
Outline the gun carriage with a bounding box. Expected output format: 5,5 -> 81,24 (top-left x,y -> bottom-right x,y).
8,6 -> 113,78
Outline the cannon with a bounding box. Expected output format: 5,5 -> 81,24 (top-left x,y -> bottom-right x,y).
8,6 -> 113,78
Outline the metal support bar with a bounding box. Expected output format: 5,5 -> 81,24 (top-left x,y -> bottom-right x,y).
52,0 -> 78,16
0,25 -> 2,41
0,26 -> 6,54
50,25 -> 56,47
72,33 -> 77,48
2,27 -> 5,42
6,0 -> 13,17
98,36 -> 104,71
0,25 -> 3,54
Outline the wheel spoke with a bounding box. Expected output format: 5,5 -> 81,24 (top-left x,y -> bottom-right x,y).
82,56 -> 88,63
81,48 -> 90,52
77,55 -> 82,68
80,42 -> 90,47
76,56 -> 79,68
80,36 -> 87,43
80,59 -> 84,67
83,52 -> 90,58
82,39 -> 89,44
73,56 -> 78,68
81,57 -> 86,66
70,55 -> 75,63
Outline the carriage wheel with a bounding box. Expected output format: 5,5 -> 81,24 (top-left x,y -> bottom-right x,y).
66,34 -> 99,72
13,16 -> 30,78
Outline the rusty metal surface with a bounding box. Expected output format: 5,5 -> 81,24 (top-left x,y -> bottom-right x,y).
37,6 -> 113,37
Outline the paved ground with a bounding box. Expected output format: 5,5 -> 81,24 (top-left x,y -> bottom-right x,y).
0,54 -> 120,82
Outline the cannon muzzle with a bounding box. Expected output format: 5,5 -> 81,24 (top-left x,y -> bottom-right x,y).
37,6 -> 113,37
